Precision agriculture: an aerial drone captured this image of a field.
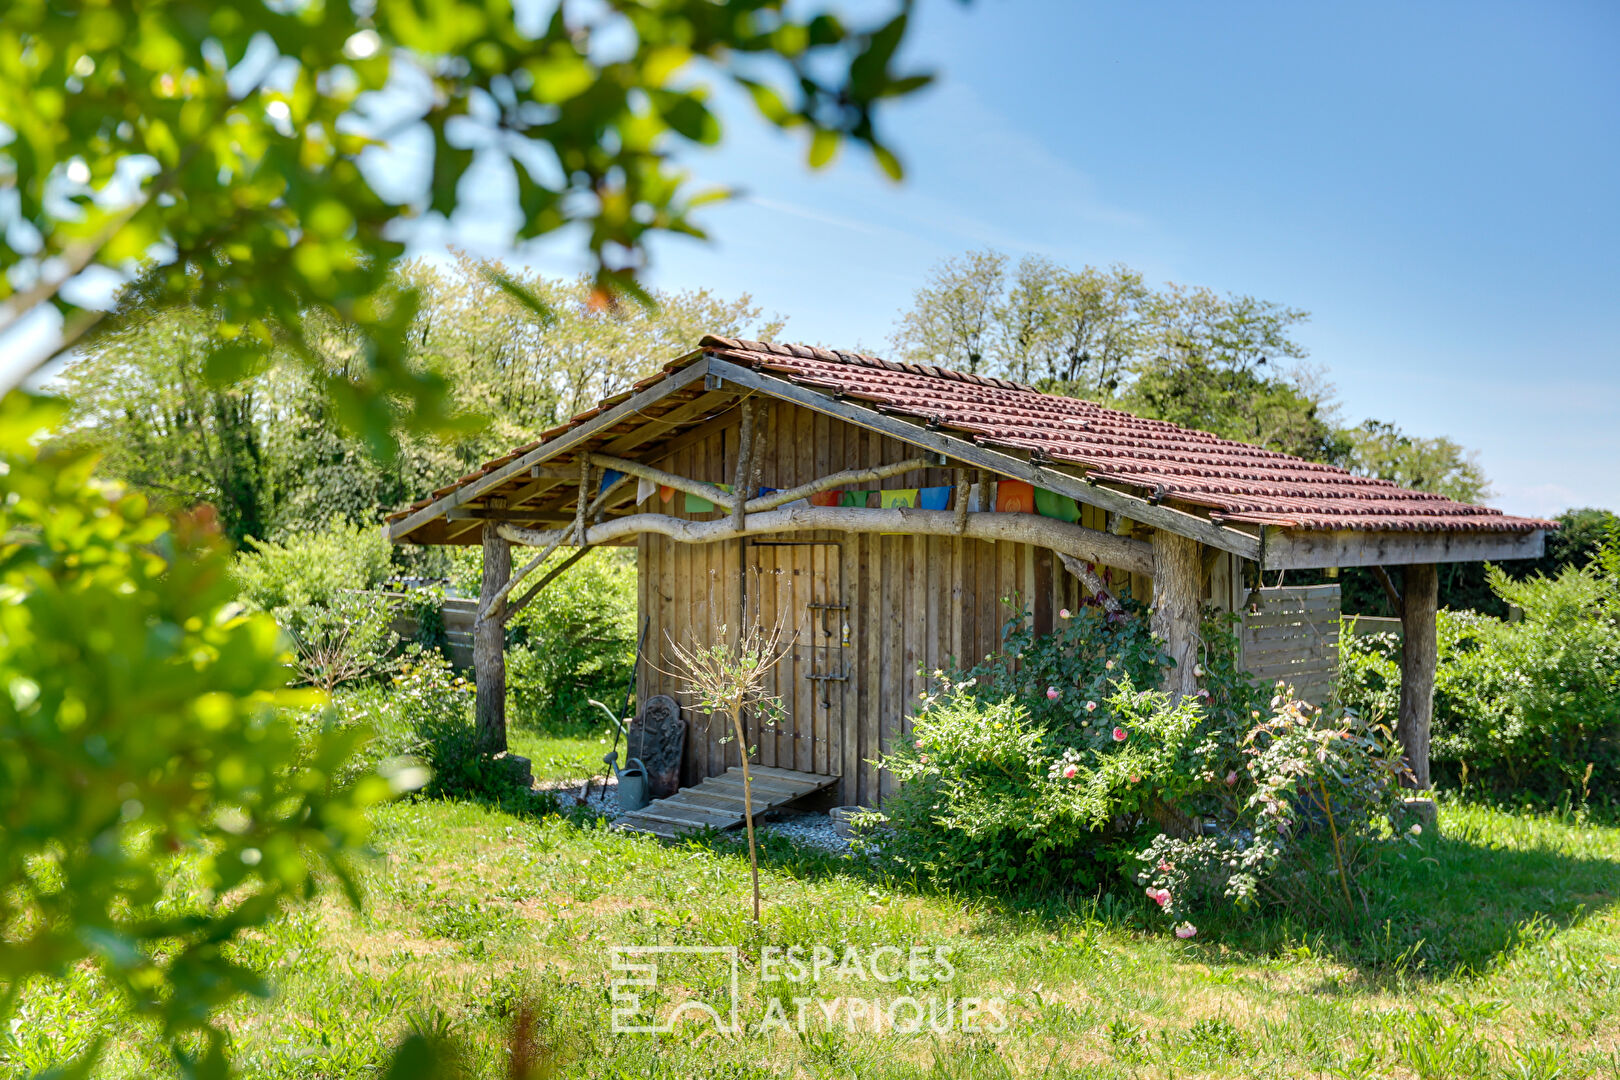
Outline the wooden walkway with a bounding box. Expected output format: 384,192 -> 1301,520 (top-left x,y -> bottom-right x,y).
614,765 -> 839,839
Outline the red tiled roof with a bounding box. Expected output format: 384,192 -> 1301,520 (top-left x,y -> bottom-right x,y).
387,336 -> 1553,536
698,337 -> 1551,534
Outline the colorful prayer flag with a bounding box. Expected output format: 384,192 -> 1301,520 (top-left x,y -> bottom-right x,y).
879,489 -> 918,509
840,490 -> 873,508
810,489 -> 841,507
996,479 -> 1036,514
918,486 -> 951,511
1035,487 -> 1080,523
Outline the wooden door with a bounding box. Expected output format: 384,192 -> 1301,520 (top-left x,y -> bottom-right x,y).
743,540 -> 847,777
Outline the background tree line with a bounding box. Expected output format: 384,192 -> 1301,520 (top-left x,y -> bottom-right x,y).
887,249 -> 1611,615
54,257 -> 784,550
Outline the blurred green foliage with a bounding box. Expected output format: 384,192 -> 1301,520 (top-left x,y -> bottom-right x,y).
0,392 -> 397,1063
2,0 -> 933,452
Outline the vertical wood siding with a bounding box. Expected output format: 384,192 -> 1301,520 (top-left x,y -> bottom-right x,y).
635,399 -> 1141,807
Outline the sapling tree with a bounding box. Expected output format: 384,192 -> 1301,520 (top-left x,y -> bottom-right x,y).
662,620 -> 790,923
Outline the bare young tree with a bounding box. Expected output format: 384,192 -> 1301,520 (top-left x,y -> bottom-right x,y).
661,620 -> 791,923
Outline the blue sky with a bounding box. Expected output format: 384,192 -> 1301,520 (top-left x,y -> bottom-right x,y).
413,2 -> 1620,517
558,0 -> 1616,520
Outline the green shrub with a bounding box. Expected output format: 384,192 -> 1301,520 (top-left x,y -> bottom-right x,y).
873,599 -> 1408,925
1136,691 -> 1412,922
871,599 -> 1263,897
872,692 -> 1110,893
389,652 -> 548,807
1337,533 -> 1620,800
234,514 -> 393,609
498,549 -> 637,731
236,516 -> 401,690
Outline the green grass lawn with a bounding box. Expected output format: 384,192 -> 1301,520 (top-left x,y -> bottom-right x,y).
8,798 -> 1620,1078
508,725 -> 616,784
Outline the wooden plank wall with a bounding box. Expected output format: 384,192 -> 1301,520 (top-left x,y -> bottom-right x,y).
635,399 -> 1141,808
1240,584 -> 1341,706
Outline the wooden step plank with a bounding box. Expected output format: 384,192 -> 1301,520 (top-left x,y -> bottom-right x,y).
640,804 -> 741,829
677,790 -> 778,813
733,765 -> 836,785
698,780 -> 810,806
704,774 -> 815,799
621,807 -> 735,832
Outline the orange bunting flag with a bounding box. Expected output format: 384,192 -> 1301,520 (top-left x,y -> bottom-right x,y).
995,479 -> 1036,514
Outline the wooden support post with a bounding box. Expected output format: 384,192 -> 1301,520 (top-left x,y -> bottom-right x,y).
1151,530 -> 1203,700
474,523 -> 510,755
1398,562 -> 1438,789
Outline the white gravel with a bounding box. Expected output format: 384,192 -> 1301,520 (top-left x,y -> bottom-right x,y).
758,809 -> 853,855
538,775 -> 627,819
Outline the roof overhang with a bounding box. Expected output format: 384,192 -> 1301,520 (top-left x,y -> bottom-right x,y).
385,344 -> 1549,571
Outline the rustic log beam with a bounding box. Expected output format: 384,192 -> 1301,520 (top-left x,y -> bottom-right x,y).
588,452 -> 736,510
504,546 -> 593,622
586,449 -> 939,518
730,400 -> 757,532
1057,552 -> 1122,614
474,523 -> 510,754
386,355 -> 711,542
1398,563 -> 1438,789
497,506 -> 1155,576
746,456 -> 934,513
1151,530 -> 1203,700
1371,564 -> 1405,617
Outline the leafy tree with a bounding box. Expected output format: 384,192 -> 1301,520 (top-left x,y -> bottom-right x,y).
1124,285 -> 1335,460
1336,419 -> 1491,505
2,0 -> 933,450
55,259 -> 786,543
889,249 -> 1008,374
890,248 -> 1335,458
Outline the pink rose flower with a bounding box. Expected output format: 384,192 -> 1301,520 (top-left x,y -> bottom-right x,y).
1105,659 -> 1115,670
1174,922 -> 1197,939
1145,887 -> 1170,907
1225,770 -> 1238,786
1085,700 -> 1098,712
1046,686 -> 1060,700
1059,608 -> 1071,620
1129,774 -> 1141,784
1158,860 -> 1173,873
1112,726 -> 1128,742
918,754 -> 930,764
914,739 -> 925,749
1061,763 -> 1078,779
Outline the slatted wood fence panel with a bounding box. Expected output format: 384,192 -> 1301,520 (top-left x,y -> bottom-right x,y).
384,594 -> 478,669
1242,584 -> 1340,706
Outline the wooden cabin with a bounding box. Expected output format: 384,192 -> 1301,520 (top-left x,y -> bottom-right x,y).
385,336 -> 1551,807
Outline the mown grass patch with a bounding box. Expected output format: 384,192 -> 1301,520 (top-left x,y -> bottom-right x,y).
6,798 -> 1618,1078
